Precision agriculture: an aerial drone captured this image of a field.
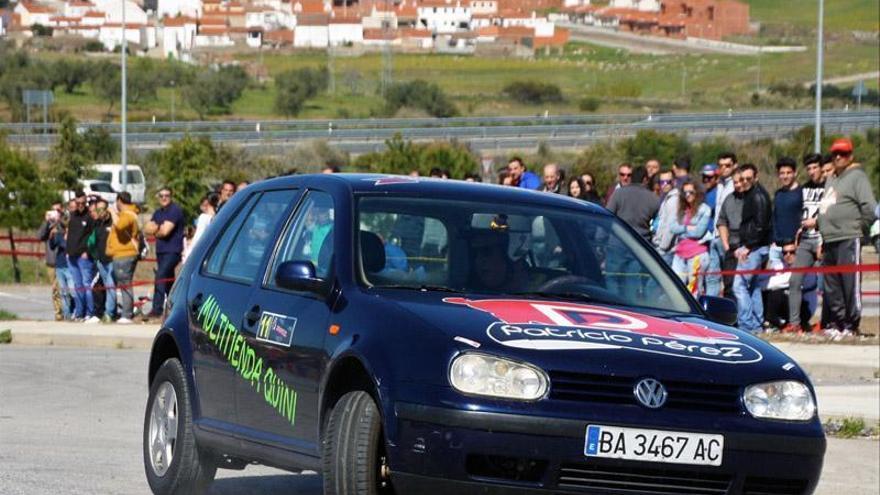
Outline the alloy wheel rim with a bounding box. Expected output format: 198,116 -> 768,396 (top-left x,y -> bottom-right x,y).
148,381 -> 178,477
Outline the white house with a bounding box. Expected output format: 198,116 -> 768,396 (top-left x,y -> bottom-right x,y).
328,17 -> 362,46
468,0 -> 497,15
99,23 -> 153,50
81,10 -> 105,26
0,14 -> 5,36
563,0 -> 591,7
91,0 -> 148,25
293,16 -> 328,47
362,5 -> 397,30
14,2 -> 57,27
609,0 -> 661,12
157,0 -> 202,19
64,1 -> 94,18
161,16 -> 197,58
194,25 -> 235,47
417,0 -> 471,34
246,7 -> 293,31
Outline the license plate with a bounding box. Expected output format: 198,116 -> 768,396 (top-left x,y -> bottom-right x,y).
584,425 -> 724,466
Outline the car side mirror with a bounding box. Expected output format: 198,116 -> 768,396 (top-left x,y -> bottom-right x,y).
275,261 -> 326,295
698,295 -> 738,327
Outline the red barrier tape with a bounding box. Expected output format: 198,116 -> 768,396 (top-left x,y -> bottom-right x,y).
64,277 -> 176,293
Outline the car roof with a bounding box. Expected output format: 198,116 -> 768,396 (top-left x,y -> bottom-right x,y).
251,173 -> 611,215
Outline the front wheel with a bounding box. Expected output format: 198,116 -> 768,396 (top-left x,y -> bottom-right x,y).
322,391 -> 394,495
143,358 -> 217,495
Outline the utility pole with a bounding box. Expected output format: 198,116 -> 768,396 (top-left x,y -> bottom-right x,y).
814,0 -> 824,153
121,0 -> 128,191
170,80 -> 176,122
755,30 -> 762,94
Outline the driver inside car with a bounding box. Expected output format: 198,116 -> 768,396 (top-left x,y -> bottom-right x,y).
468,228 -> 548,293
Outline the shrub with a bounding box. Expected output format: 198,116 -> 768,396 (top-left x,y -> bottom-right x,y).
502,80 -> 564,105
384,80 -> 457,118
578,96 -> 600,112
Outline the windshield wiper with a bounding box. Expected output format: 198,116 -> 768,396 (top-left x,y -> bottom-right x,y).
377,284 -> 464,294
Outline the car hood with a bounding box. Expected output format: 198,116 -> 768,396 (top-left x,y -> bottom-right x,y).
377,290 -> 807,386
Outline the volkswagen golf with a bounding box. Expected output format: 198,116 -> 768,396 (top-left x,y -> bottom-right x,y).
143,174 -> 825,495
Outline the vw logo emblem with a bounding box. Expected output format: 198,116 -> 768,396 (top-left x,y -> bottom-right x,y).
634,378 -> 667,409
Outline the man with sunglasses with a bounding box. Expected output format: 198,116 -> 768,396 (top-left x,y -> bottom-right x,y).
143,187 -> 185,321
817,138 -> 877,336
651,170 -> 678,265
705,152 -> 737,296
731,163 -> 771,334
784,153 -> 825,333
604,163 -> 632,204
66,192 -> 98,323
764,240 -> 818,331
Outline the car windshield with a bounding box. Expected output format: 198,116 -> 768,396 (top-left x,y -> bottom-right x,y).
357,196 -> 694,314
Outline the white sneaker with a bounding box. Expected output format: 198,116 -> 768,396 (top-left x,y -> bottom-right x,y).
116,318 -> 133,325
84,316 -> 101,324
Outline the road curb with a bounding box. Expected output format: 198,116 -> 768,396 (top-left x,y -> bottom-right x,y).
8,332 -> 154,350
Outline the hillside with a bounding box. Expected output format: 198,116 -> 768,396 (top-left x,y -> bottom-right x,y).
745,0 -> 880,32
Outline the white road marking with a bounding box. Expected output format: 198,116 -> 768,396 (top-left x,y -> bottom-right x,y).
0,291 -> 27,301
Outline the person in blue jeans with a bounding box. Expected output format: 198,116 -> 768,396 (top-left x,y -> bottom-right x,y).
49,221 -> 77,320
65,195 -> 98,322
732,164 -> 772,333
91,199 -> 116,322
143,187 -> 185,320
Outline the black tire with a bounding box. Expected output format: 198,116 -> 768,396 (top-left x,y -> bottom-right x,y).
143,358 -> 217,495
323,391 -> 394,495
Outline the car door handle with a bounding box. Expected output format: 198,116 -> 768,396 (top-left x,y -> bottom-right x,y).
243,306 -> 261,329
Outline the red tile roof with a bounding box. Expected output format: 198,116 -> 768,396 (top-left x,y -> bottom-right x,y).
163,16 -> 197,27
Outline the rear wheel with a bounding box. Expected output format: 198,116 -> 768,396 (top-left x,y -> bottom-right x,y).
322,391 -> 394,495
143,358 -> 217,495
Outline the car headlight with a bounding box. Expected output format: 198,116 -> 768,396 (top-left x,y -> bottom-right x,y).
449,353 -> 549,401
743,381 -> 816,421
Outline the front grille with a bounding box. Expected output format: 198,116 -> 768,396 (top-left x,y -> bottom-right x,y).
549,371 -> 742,413
742,477 -> 809,495
558,463 -> 732,494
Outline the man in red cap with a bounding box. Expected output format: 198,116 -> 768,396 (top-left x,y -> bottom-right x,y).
817,138 -> 877,337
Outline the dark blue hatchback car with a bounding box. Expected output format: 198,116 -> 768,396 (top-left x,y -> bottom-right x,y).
143,174 -> 825,495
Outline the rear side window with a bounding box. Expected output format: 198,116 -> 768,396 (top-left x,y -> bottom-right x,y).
204,190 -> 297,283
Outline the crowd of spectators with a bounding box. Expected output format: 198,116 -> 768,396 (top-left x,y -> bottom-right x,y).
34,137 -> 877,336
478,139 -> 877,338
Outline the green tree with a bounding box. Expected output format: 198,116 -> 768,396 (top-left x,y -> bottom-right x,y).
152,135 -> 217,223
184,65 -> 249,119
354,134 -> 477,178
50,59 -> 90,94
49,115 -> 90,190
384,80 -> 457,118
275,66 -> 328,117
618,130 -> 691,169
89,61 -> 121,113
82,127 -> 118,163
0,137 -> 57,282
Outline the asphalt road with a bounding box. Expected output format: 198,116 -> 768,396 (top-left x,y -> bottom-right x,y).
0,346 -> 877,495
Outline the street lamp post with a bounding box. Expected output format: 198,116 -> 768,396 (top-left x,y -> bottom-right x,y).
121,0 -> 128,192
814,0 -> 824,153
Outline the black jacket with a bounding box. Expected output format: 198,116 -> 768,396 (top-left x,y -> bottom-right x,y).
66,209 -> 95,259
92,216 -> 113,264
739,183 -> 772,250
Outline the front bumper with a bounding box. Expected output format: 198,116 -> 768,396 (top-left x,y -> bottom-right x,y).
390,402 -> 825,495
